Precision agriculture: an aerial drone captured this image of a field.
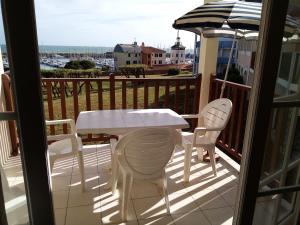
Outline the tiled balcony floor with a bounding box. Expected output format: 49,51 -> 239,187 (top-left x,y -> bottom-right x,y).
3,145 -> 240,225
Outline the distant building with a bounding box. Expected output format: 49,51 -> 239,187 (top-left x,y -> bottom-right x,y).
140,42 -> 166,67
236,39 -> 257,85
170,32 -> 186,64
113,42 -> 142,69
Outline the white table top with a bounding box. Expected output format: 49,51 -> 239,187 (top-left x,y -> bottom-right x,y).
76,109 -> 189,135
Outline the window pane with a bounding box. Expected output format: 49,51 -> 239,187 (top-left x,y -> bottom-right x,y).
278,53 -> 292,80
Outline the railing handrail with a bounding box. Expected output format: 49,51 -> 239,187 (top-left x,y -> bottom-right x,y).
214,78 -> 251,90
41,74 -> 201,82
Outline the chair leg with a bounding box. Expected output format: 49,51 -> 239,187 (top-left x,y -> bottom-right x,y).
169,149 -> 175,162
121,172 -> 133,221
208,147 -> 217,176
197,147 -> 203,161
111,160 -> 119,195
162,172 -> 170,213
77,151 -> 86,192
183,144 -> 192,182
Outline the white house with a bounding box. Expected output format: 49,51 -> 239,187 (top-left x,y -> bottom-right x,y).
113,42 -> 142,69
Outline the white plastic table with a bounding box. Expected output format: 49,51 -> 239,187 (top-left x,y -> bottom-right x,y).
76,108 -> 189,135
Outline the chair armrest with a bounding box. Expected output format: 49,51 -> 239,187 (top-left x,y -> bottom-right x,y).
46,119 -> 73,125
181,114 -> 199,119
46,119 -> 76,134
194,126 -> 223,133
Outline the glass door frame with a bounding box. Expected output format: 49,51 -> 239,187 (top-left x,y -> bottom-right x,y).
234,0 -> 300,224
1,0 -> 55,224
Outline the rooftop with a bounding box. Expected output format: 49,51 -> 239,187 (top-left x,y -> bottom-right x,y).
114,42 -> 141,53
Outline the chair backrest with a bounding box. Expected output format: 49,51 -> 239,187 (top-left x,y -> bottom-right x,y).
115,128 -> 181,179
200,98 -> 232,142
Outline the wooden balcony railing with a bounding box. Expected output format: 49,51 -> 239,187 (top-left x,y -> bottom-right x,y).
42,75 -> 201,143
210,76 -> 252,161
4,73 -> 250,163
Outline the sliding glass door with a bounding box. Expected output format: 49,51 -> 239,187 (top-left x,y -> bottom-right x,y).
0,0 -> 54,224
235,0 -> 300,224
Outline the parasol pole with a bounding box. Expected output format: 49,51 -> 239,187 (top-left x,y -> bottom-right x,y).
220,29 -> 238,98
192,34 -> 198,76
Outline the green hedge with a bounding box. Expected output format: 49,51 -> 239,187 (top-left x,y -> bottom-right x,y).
40,69 -> 103,78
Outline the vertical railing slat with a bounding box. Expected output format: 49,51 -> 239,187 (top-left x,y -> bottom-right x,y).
59,81 -> 67,134
133,80 -> 138,109
110,75 -> 115,109
154,82 -> 159,107
183,81 -> 190,114
46,81 -> 55,135
164,80 -> 170,108
85,80 -> 91,111
235,90 -> 245,153
228,86 -> 236,151
122,80 -> 127,109
85,80 -> 92,140
72,80 -> 79,120
144,81 -> 148,109
175,80 -> 180,113
97,80 -> 103,110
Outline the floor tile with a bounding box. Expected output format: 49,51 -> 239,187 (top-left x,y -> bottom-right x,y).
52,157 -> 74,177
138,215 -> 175,225
131,181 -> 161,199
110,221 -> 138,225
218,186 -> 237,206
169,192 -> 198,214
52,176 -> 71,191
202,207 -> 234,225
54,208 -> 66,225
73,152 -> 98,175
70,174 -> 100,192
52,190 -> 69,209
68,188 -> 100,207
133,197 -> 168,219
172,211 -> 210,225
190,189 -> 228,210
65,204 -> 102,225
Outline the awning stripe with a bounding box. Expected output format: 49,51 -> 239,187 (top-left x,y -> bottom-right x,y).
173,0 -> 300,36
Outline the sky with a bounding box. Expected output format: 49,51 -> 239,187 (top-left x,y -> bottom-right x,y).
27,0 -> 203,48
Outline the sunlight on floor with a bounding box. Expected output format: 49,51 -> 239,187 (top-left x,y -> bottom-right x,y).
3,144 -> 240,225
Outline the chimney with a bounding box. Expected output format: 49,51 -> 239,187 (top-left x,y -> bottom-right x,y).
141,42 -> 145,47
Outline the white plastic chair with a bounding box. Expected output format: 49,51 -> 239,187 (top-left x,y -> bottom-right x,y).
111,128 -> 181,221
180,98 -> 232,182
46,119 -> 85,192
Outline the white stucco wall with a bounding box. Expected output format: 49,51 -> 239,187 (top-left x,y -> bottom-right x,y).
151,53 -> 166,65
170,49 -> 185,64
114,52 -> 142,68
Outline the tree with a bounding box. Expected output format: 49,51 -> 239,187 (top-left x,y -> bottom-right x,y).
64,60 -> 95,70
79,60 -> 95,69
64,60 -> 82,69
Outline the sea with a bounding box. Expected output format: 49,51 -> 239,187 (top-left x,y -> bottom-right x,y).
1,45 -> 114,54
0,45 -> 193,54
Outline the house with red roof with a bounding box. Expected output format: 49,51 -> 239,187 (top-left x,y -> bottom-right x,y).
140,42 -> 166,67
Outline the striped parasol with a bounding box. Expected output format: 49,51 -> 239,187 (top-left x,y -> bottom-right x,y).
173,0 -> 300,97
173,1 -> 299,37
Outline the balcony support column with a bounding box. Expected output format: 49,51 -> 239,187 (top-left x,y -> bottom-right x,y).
197,0 -> 220,126
198,35 -> 219,125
